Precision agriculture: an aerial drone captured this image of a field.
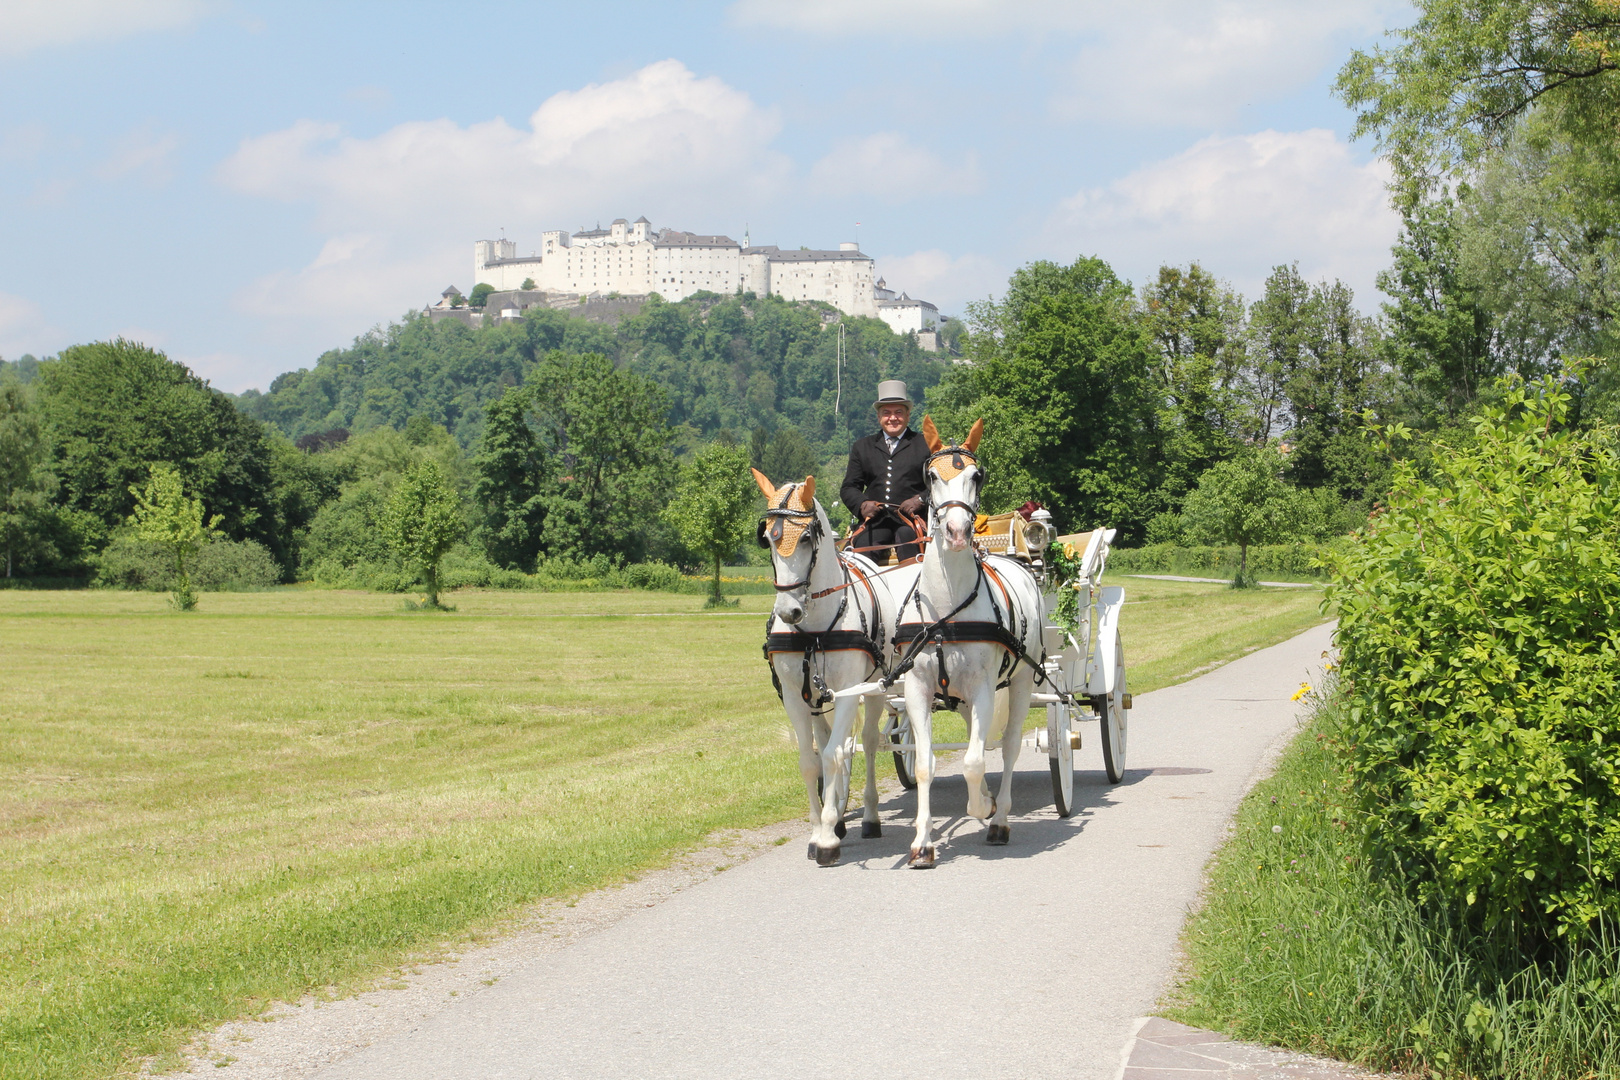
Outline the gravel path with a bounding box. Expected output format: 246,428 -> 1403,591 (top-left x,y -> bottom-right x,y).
166,622 -> 1356,1079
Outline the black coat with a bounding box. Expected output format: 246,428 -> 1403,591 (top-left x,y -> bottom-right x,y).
841,428 -> 931,516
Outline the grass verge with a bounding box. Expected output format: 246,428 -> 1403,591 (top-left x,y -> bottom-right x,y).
2,582 -> 1327,1079
1167,689 -> 1620,1079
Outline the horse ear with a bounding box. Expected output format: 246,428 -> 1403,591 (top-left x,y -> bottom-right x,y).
964,418 -> 984,452
921,415 -> 943,452
800,475 -> 815,505
750,467 -> 777,500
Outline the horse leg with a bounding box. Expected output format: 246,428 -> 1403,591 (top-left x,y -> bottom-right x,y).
903,657 -> 937,868
813,690 -> 860,865
987,668 -> 1034,846
963,675 -> 996,822
812,709 -> 849,840
860,693 -> 883,838
782,687 -> 824,860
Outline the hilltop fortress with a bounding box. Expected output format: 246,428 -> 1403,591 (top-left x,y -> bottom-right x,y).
471,217 -> 940,338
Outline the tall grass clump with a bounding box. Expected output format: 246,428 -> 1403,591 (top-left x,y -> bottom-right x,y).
1175,372 -> 1620,1078
1173,691 -> 1620,1079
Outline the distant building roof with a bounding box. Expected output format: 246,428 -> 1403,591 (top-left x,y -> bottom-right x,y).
656,231 -> 739,247
634,215 -> 650,224
612,217 -> 628,224
765,249 -> 870,263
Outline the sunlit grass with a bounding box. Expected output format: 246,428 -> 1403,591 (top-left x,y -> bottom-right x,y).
0,582 -> 1327,1079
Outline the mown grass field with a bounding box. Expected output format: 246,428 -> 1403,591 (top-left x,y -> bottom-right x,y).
0,578 -> 1327,1079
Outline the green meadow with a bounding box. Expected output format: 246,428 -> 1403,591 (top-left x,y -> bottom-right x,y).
0,579 -> 1326,1079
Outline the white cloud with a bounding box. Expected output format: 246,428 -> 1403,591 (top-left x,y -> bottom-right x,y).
220,60 -> 788,334
874,249 -> 1005,314
220,60 -> 784,230
97,125 -> 181,184
172,351 -> 266,394
730,0 -> 1094,34
809,133 -> 979,200
0,292 -> 59,358
1053,129 -> 1398,303
234,234 -> 449,326
1057,5 -> 1395,126
732,1 -> 1406,126
0,0 -> 209,57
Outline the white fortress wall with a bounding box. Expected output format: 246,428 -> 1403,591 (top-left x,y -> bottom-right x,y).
471,219 -> 923,322
877,298 -> 940,335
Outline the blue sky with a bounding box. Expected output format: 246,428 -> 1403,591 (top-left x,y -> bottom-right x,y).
0,0 -> 1412,392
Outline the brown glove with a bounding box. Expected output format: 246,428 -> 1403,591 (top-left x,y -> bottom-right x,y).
898,495 -> 924,517
859,500 -> 882,520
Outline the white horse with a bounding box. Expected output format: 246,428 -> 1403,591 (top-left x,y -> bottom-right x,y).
890,417 -> 1044,868
755,470 -> 912,865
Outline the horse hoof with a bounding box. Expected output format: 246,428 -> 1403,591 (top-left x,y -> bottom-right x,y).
815,845 -> 841,867
807,843 -> 817,861
834,819 -> 847,839
861,821 -> 882,839
985,824 -> 1010,846
908,845 -> 936,869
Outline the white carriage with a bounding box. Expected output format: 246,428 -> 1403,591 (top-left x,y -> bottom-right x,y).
866,509 -> 1131,817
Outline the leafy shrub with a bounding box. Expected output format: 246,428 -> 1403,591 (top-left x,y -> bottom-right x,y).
191,539 -> 282,590
94,536 -> 281,591
1327,375 -> 1620,938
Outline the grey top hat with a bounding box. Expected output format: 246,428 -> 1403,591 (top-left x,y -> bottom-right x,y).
875,380 -> 911,407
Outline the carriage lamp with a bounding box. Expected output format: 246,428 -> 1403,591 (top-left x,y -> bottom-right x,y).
1023,509 -> 1054,553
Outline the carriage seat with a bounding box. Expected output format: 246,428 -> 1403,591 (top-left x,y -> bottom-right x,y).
972,512 -> 1033,560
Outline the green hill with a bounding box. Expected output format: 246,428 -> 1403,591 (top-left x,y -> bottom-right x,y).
236,293 -> 951,461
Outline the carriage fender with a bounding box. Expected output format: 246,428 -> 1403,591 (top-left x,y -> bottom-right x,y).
1087,586 -> 1125,696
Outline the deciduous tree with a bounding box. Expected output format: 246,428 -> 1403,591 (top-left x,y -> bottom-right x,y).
127,463 -> 221,610
382,459 -> 464,608
1180,446 -> 1314,587
932,256 -> 1162,539
0,381 -> 52,578
664,441 -> 755,606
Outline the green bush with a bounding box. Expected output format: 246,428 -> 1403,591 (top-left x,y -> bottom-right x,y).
1327,375 -> 1620,938
94,536 -> 281,591
1108,541 -> 1343,580
1175,690 -> 1620,1079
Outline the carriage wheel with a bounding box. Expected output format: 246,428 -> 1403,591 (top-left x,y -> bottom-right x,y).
1099,638 -> 1128,784
1048,703 -> 1075,818
889,710 -> 918,790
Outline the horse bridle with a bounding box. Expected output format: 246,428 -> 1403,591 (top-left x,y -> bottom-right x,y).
758,483 -> 823,596
926,444 -> 985,526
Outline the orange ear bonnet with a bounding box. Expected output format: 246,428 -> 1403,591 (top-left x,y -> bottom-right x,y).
759,479 -> 817,556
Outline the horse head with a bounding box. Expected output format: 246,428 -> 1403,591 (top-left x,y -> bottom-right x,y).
751,468 -> 829,626
920,416 -> 985,552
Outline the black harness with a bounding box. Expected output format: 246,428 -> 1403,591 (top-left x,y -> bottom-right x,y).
759,489 -> 889,712
880,443 -> 1071,709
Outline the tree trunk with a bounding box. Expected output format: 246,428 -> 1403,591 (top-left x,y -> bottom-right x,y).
426,563 -> 440,609
711,553 -> 722,603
